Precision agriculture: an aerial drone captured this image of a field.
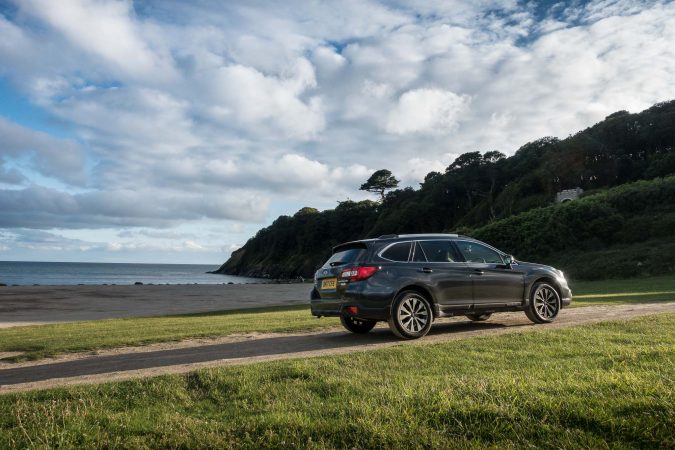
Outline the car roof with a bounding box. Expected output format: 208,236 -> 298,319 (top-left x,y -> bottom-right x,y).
333,233 -> 465,252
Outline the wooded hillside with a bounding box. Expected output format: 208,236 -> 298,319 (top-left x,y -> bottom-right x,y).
215,101 -> 675,280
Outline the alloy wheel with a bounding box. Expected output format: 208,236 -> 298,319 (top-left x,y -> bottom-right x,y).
398,295 -> 430,333
533,285 -> 559,319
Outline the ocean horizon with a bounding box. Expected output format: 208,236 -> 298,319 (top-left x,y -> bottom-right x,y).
0,261 -> 263,286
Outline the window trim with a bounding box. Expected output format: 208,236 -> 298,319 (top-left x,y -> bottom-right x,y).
411,241 -> 427,262
376,238 -> 509,265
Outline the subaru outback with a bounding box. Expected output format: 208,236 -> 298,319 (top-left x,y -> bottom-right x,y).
310,234 -> 572,339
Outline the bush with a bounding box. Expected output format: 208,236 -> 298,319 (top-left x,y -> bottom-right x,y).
469,176 -> 675,263
547,239 -> 675,280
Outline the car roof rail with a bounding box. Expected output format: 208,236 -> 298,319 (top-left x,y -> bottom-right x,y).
398,233 -> 459,238
376,233 -> 463,240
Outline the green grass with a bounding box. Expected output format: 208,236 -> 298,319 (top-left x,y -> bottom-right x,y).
570,274 -> 675,306
1,275 -> 674,362
571,274 -> 675,295
1,314 -> 673,449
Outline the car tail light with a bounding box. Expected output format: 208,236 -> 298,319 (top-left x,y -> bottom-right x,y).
344,306 -> 359,315
340,266 -> 380,281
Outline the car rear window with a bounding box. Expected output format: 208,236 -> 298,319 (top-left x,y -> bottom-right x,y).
380,242 -> 412,262
323,246 -> 365,268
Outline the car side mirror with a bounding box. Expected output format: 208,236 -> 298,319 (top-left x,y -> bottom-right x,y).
503,255 -> 514,266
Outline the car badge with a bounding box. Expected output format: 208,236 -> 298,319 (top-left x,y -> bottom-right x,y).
323,269 -> 328,275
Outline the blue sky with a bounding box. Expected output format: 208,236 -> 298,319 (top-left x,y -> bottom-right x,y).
0,0 -> 673,264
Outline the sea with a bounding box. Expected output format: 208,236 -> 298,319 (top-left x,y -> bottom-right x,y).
0,261 -> 264,286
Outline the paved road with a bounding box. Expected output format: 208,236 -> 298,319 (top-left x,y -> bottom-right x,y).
1,302 -> 673,393
0,283 -> 311,327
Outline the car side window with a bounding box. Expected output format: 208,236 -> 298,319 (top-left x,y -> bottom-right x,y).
455,241 -> 504,264
417,240 -> 457,263
380,242 -> 412,262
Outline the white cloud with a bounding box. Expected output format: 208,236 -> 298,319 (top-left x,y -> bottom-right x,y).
19,0 -> 176,81
208,59 -> 325,139
312,46 -> 347,75
107,242 -> 123,252
0,0 -> 673,261
0,117 -> 87,185
386,88 -> 471,134
404,157 -> 448,182
0,186 -> 271,228
0,229 -> 221,255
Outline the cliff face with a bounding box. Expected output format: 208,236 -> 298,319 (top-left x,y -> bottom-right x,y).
213,247 -> 247,275
213,247 -> 322,279
215,101 -> 675,279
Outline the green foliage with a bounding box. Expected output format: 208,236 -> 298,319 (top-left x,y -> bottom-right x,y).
218,200 -> 378,278
550,239 -> 675,281
467,176 -> 675,279
359,169 -> 400,201
293,207 -> 319,217
216,100 -> 675,278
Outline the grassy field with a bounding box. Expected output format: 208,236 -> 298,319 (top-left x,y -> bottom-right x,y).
0,274 -> 674,362
1,314 -> 673,448
571,274 -> 675,306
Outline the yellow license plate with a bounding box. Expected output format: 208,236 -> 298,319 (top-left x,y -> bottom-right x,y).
321,278 -> 337,290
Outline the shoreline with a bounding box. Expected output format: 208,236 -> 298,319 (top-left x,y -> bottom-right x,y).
0,261 -> 271,287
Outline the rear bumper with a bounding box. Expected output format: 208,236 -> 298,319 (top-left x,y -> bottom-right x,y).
310,287 -> 390,321
311,303 -> 389,321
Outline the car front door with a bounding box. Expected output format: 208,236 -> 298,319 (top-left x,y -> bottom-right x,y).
453,240 -> 524,306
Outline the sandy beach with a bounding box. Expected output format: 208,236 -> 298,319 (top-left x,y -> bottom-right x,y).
0,283 -> 311,328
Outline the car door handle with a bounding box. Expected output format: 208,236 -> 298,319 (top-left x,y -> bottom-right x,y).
418,268 -> 433,273
473,269 -> 485,275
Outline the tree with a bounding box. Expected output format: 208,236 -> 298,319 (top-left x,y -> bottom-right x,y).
360,169 -> 399,202
481,151 -> 506,220
445,151 -> 484,209
444,150 -> 505,219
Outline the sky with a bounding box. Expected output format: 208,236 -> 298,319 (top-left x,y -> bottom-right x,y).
0,0 -> 674,264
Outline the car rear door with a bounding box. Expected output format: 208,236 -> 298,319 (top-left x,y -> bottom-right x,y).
453,240 -> 524,306
315,243 -> 367,300
412,240 -> 473,308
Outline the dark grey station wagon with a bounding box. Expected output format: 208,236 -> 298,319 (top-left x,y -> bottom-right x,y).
310,234 -> 572,339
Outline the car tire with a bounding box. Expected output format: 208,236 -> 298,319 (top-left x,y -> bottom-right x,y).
525,282 -> 560,324
388,291 -> 433,339
466,313 -> 492,322
340,316 -> 377,334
